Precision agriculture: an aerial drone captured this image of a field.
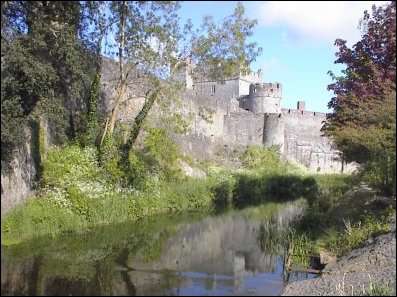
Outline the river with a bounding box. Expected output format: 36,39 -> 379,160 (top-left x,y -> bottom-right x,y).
1,199 -> 317,296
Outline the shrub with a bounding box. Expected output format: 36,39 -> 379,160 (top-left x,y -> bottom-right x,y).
143,127 -> 182,181
212,177 -> 236,211
233,173 -> 267,207
99,136 -> 125,185
126,149 -> 148,188
240,145 -> 283,173
42,144 -> 101,188
327,214 -> 391,256
66,186 -> 92,222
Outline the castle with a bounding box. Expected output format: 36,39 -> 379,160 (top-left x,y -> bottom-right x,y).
173,60 -> 355,173
98,57 -> 355,173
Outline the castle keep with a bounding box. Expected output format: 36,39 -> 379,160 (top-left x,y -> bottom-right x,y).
174,60 -> 354,173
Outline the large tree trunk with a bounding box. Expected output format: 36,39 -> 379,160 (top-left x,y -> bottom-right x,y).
100,0 -> 126,146
125,86 -> 161,151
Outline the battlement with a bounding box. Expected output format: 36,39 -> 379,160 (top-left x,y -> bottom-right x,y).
249,82 -> 282,98
240,70 -> 263,84
281,107 -> 326,118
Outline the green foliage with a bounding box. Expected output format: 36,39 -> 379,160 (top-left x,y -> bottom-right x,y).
67,186 -> 92,222
80,73 -> 101,147
99,135 -> 125,185
326,214 -> 391,256
325,2 -> 396,195
363,282 -> 394,296
1,1 -> 97,166
42,145 -> 101,189
287,230 -> 312,268
308,174 -> 353,211
240,146 -> 283,171
142,127 -> 182,181
126,150 -> 148,187
232,173 -> 319,208
212,178 -> 236,211
190,2 -> 262,80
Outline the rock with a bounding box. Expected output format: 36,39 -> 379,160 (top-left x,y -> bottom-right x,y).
319,250 -> 337,265
179,160 -> 206,178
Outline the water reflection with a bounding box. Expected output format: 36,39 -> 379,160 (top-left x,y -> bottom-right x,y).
1,200 -> 312,296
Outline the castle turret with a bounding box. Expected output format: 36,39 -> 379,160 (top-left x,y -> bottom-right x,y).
263,113 -> 285,153
172,57 -> 194,89
240,82 -> 282,114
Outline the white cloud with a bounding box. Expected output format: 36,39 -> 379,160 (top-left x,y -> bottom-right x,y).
257,1 -> 390,45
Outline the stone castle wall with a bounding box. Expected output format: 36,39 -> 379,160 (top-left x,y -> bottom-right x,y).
99,58 -> 354,173
172,86 -> 354,173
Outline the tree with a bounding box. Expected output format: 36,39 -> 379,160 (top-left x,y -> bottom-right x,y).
324,2 -> 396,194
99,1 -> 262,150
1,1 -> 104,172
99,1 -> 182,147
189,2 -> 262,81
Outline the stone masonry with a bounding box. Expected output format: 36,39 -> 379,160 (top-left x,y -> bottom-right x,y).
172,60 -> 356,173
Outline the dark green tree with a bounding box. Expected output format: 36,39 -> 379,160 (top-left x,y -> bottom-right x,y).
324,2 -> 396,194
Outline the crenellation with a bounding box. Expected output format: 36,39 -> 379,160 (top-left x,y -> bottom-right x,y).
281,108 -> 326,119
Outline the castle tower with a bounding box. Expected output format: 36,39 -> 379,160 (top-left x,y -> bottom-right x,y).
263,113 -> 285,153
172,57 -> 194,89
243,82 -> 282,114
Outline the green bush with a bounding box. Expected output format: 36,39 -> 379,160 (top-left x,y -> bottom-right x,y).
327,214 -> 391,256
99,136 -> 125,185
309,174 -> 354,211
143,127 -> 182,181
42,144 -> 101,188
240,145 -> 284,173
66,186 -> 92,222
233,173 -> 267,207
126,149 -> 148,188
212,177 -> 236,211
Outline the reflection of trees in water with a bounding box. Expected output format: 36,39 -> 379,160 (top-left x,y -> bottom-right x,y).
257,202 -> 305,255
1,202 -> 305,296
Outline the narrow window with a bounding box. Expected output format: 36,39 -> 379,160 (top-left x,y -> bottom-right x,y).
211,85 -> 216,95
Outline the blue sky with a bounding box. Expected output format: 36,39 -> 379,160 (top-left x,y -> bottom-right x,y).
178,1 -> 389,113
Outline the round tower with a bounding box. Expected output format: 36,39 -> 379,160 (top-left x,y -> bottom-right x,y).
263,113 -> 285,153
247,82 -> 282,113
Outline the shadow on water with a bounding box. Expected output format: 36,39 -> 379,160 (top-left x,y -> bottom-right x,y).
1,200 -> 317,296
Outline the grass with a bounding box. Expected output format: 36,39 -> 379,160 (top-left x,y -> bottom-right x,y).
335,274 -> 395,296
1,177 -> 216,246
2,143 -> 394,259
1,144 -> 219,246
364,282 -> 394,296
281,172 -> 394,268
326,212 -> 392,256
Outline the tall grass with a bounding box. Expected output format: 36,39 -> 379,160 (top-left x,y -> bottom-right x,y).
1,144 -> 216,246
2,144 -> 313,245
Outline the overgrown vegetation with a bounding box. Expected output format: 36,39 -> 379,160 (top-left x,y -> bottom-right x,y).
1,144 -> 305,245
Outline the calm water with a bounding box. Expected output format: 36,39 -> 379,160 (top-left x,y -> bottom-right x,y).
1,200 -> 317,296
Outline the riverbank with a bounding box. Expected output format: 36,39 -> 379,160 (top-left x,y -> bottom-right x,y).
282,184 -> 396,296
0,144 -> 338,246
282,215 -> 396,296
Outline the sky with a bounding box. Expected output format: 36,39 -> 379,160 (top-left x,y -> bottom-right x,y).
178,1 -> 390,113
